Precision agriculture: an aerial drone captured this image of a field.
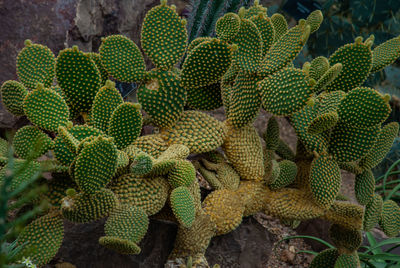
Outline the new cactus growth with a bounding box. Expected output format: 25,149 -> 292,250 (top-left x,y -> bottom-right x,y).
2,0 -> 400,267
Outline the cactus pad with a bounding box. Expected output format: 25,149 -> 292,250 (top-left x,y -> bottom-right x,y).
13,125 -> 53,159
186,82 -> 223,111
371,36 -> 400,73
354,170 -> 375,206
170,186 -> 196,228
379,200 -> 400,237
216,13 -> 241,41
0,80 -> 28,116
329,224 -> 362,252
363,194 -> 383,231
168,160 -> 196,188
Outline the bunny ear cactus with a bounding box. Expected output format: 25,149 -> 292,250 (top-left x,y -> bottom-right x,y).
0,80 -> 28,116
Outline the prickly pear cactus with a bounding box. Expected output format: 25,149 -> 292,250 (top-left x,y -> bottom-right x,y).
2,1 -> 400,267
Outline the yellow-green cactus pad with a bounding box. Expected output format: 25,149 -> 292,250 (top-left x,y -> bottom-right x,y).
75,136 -> 117,193
312,63 -> 342,93
321,201 -> 364,230
123,144 -> 146,161
0,80 -> 28,116
258,21 -> 310,76
103,205 -> 149,244
354,170 -> 375,206
110,174 -> 169,216
17,211 -> 64,267
108,102 -> 142,150
231,18 -> 262,73
130,134 -> 168,158
17,40 -> 55,89
270,13 -> 288,42
250,13 -> 275,56
13,125 -> 53,159
260,67 -> 313,116
243,1 -> 267,19
58,126 -> 79,155
325,38 -> 372,92
99,236 -> 141,255
310,156 -> 341,209
371,36 -> 400,73
54,125 -> 103,165
223,123 -> 264,181
186,82 -> 223,111
269,160 -> 297,190
91,80 -> 123,133
291,104 -> 330,154
23,84 -> 70,132
328,123 -> 380,163
130,152 -> 153,176
61,188 -> 118,223
56,46 -> 101,113
227,72 -> 261,128
137,69 -> 186,128
170,186 -> 196,228
264,116 -> 280,151
338,87 -> 391,128
87,52 -> 109,86
216,13 -> 241,41
360,122 -> 399,170
116,150 -> 129,174
168,160 -> 196,188
160,111 -> 225,154
0,160 -> 41,191
310,248 -> 339,268
99,35 -> 145,82
363,194 -> 383,231
141,1 -> 187,70
181,39 -> 233,89
379,200 -> 400,237
334,253 -> 360,268
187,37 -> 213,53
329,224 -> 362,252
203,189 -> 244,235
201,159 -> 240,191
309,56 -> 330,80
306,10 -> 323,33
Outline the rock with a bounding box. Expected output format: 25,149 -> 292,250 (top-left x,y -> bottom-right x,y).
296,219 -> 332,252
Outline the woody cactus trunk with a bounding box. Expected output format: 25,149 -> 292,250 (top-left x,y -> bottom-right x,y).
1,0 -> 400,267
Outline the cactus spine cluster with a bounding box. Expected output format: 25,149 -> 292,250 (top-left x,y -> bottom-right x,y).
1,0 -> 400,267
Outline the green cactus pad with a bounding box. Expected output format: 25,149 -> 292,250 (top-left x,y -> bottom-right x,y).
363,194 -> 383,231
108,102 -> 142,150
141,2 -> 187,70
291,104 -> 330,154
328,123 -> 380,163
75,136 -> 117,193
160,111 -> 225,154
329,224 -> 362,252
250,13 -> 275,56
243,1 -> 267,19
260,67 -> 313,116
264,116 -> 280,151
103,205 -> 149,244
58,126 -> 79,155
0,80 -> 28,116
129,152 -> 153,176
270,13 -> 288,42
275,139 -> 295,161
216,13 -> 241,41
379,200 -> 400,237
13,125 -> 53,159
110,174 -> 170,215
137,69 -> 186,128
168,160 -> 196,188
23,84 -> 70,132
130,134 -> 168,158
91,80 -> 123,133
99,236 -> 141,255
17,212 -> 64,267
309,56 -> 330,80
54,125 -> 103,166
99,35 -> 145,82
0,138 -> 7,157
17,40 -> 55,89
61,188 -> 118,223
334,253 -> 359,268
310,248 -> 339,268
170,186 -> 196,228
338,87 -> 391,128
360,122 -> 399,170
231,18 -> 263,73
181,39 -> 233,89
306,10 -> 323,33
354,170 -> 375,206
186,82 -> 223,111
56,46 -> 101,113
310,156 -> 341,209
187,37 -> 212,54
223,123 -> 264,181
43,174 -> 77,207
258,21 -> 310,77
371,36 -> 400,73
87,52 -> 109,86
227,72 -> 261,128
0,160 -> 41,191
325,39 -> 372,92
269,160 -> 297,190
312,63 -> 343,93
116,150 -> 129,174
